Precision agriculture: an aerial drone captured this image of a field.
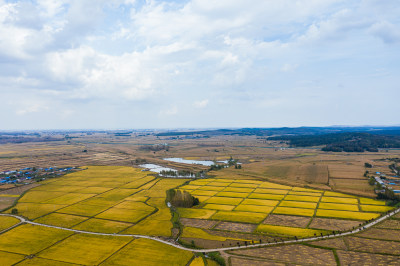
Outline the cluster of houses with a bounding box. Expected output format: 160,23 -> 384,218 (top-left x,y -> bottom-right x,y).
0,167 -> 76,185
374,172 -> 400,194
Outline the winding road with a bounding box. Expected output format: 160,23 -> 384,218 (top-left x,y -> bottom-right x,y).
1,206 -> 399,253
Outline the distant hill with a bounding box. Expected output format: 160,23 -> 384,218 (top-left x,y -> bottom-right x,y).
269,132 -> 400,152
156,126 -> 400,137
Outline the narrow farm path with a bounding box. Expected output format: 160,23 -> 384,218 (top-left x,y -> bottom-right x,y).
1,206 -> 399,253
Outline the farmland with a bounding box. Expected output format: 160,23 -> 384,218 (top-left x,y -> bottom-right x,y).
177,176 -> 389,247
0,130 -> 400,265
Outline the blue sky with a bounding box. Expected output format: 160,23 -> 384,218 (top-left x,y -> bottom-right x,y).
0,0 -> 399,130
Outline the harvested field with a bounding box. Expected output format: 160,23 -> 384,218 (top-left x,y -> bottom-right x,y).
180,218 -> 219,229
375,219 -> 400,230
310,237 -> 348,250
328,164 -> 364,179
211,210 -> 267,223
181,227 -> 228,241
214,222 -> 257,233
230,257 -> 286,266
345,236 -> 400,255
229,244 -> 337,265
273,206 -> 315,217
357,228 -> 400,241
337,250 -> 400,265
262,215 -> 310,228
309,217 -> 361,231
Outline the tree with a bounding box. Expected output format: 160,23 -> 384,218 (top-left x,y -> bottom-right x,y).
11,208 -> 18,214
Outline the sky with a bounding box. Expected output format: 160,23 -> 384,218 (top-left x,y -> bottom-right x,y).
0,0 -> 399,130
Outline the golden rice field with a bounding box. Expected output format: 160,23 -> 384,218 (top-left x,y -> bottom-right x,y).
0,165 -> 396,262
5,166 -> 189,237
178,176 -> 393,240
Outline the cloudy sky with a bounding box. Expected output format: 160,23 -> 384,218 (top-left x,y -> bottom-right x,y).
0,0 -> 399,130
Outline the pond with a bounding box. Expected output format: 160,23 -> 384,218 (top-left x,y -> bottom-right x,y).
139,164 -> 177,173
163,157 -> 228,166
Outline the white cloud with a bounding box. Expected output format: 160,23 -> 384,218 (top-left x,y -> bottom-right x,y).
16,103 -> 49,116
194,99 -> 209,109
369,21 -> 400,44
159,106 -> 178,116
0,0 -> 399,129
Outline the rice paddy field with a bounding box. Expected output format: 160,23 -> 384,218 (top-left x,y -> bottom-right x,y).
177,177 -> 393,246
0,164 -> 398,265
